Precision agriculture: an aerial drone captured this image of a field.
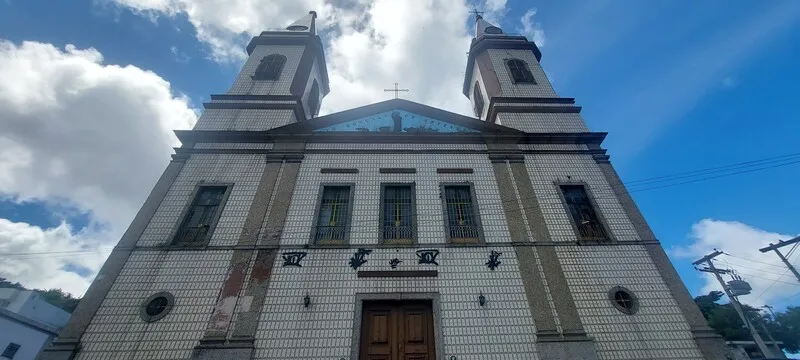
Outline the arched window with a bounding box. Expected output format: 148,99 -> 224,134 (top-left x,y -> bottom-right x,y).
252,54 -> 286,80
473,82 -> 485,117
506,59 -> 536,83
308,80 -> 320,118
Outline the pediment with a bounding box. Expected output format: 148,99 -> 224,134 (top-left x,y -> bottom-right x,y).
315,109 -> 479,133
267,99 -> 522,135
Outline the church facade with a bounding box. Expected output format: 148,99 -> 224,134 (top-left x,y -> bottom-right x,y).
41,12 -> 730,360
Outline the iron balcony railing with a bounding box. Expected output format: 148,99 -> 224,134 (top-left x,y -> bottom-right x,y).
448,224 -> 480,241
382,226 -> 414,241
577,221 -> 607,241
314,225 -> 347,242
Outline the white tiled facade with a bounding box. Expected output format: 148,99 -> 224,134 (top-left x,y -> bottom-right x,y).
138,154 -> 266,247
76,250 -> 234,360
254,246 -> 538,360
280,154 -> 511,246
64,16 -> 715,360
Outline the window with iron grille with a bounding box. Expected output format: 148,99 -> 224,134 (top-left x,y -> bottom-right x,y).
2,343 -> 20,359
473,82 -> 484,117
506,58 -> 536,83
314,185 -> 352,243
381,184 -> 415,243
252,54 -> 286,80
560,185 -> 608,241
442,184 -> 481,242
173,185 -> 229,245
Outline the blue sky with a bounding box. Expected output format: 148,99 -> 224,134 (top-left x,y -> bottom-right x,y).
0,0 -> 798,308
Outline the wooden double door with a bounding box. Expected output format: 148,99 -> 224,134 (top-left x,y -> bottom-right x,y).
359,301 -> 436,360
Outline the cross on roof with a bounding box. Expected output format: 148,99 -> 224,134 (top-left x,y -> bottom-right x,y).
470,9 -> 484,19
384,82 -> 409,99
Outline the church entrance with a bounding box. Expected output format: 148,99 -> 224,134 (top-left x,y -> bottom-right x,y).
359,300 -> 436,360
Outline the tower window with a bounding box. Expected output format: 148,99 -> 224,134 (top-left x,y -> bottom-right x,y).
308,80 -> 320,118
2,343 -> 20,359
173,185 -> 231,246
559,185 -> 608,241
381,184 -> 416,243
442,183 -> 482,243
253,54 -> 286,80
506,58 -> 536,84
473,82 -> 485,117
313,185 -> 353,243
608,286 -> 639,315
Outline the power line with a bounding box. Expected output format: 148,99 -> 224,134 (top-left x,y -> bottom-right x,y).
723,253 -> 790,269
713,259 -> 789,276
2,152 -> 799,258
623,152 -> 800,186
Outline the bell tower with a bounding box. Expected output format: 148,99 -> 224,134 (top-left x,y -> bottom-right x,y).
194,11 -> 330,131
463,15 -> 588,133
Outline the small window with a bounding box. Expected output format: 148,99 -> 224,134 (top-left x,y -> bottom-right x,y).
506,59 -> 536,83
253,54 -> 286,80
560,185 -> 608,241
174,185 -> 230,245
381,184 -> 416,243
1,343 -> 20,359
140,292 -> 175,322
314,185 -> 352,243
442,184 -> 482,243
608,286 -> 639,315
473,82 -> 485,117
308,80 -> 320,118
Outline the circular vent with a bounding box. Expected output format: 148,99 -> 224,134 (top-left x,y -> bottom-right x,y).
287,25 -> 309,31
140,292 -> 175,322
484,26 -> 503,35
608,286 -> 639,315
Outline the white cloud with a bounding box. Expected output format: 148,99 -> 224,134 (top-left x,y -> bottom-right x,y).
0,219 -> 109,296
0,40 -> 197,295
105,0 -> 511,115
170,45 -> 191,63
519,8 -> 546,47
672,219 -> 799,308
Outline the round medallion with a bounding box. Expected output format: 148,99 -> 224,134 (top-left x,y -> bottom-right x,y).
140,292 -> 175,322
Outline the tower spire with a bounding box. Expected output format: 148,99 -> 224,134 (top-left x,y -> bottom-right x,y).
285,10 -> 317,35
475,16 -> 503,37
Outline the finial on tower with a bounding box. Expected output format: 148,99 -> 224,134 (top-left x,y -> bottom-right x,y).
470,9 -> 484,21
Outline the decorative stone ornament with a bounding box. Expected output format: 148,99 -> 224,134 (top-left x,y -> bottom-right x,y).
140,292 -> 175,322
282,251 -> 307,267
486,250 -> 502,270
349,248 -> 372,269
416,249 -> 440,265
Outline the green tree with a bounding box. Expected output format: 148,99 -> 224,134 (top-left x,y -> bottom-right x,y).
694,291 -> 800,354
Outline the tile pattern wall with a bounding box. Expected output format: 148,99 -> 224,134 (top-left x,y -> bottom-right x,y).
306,143 -> 487,151
76,250 -> 233,360
138,154 -> 266,247
280,154 -> 511,245
228,45 -> 304,95
497,112 -> 589,133
557,245 -> 704,360
488,49 -> 557,98
193,109 -> 295,131
253,246 -> 539,360
194,143 -> 274,150
517,144 -> 588,151
523,154 -> 639,242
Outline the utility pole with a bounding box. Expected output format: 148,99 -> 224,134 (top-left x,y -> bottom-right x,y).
694,250 -> 774,358
759,236 -> 800,283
